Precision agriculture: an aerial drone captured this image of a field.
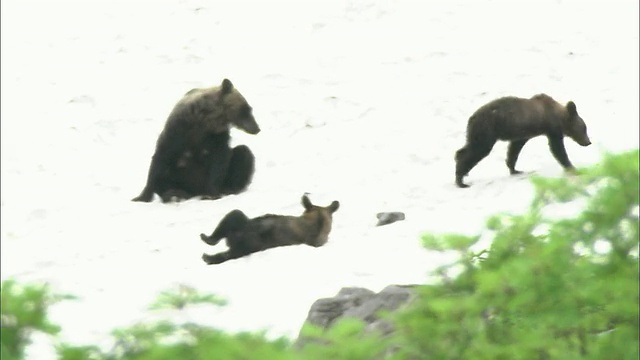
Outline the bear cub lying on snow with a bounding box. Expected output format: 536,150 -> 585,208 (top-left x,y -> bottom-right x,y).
200,195 -> 340,265
455,93 -> 592,188
132,79 -> 260,203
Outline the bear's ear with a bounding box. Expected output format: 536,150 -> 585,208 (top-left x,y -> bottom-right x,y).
566,101 -> 577,116
221,79 -> 234,94
329,201 -> 340,213
302,195 -> 313,210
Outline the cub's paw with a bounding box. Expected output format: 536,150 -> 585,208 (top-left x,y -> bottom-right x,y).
202,253 -> 225,265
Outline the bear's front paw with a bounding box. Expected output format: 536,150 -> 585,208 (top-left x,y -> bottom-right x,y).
565,167 -> 580,176
160,189 -> 194,203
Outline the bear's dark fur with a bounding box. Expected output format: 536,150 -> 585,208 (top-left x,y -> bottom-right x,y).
455,94 -> 591,188
200,195 -> 341,265
132,79 -> 260,202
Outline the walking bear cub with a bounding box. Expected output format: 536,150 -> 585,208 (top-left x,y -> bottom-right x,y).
200,195 -> 340,265
132,79 -> 260,203
455,94 -> 591,188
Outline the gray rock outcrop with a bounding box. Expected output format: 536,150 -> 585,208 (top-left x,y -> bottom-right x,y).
295,284 -> 417,348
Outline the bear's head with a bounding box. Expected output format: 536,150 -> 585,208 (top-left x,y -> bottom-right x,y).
220,78 -> 261,135
564,101 -> 591,147
301,194 -> 340,246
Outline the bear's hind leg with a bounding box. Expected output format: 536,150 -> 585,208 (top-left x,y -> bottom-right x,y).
132,186 -> 154,202
455,147 -> 472,188
202,251 -> 231,265
200,209 -> 249,246
202,248 -> 250,265
132,153 -> 171,202
222,145 -> 256,195
506,139 -> 529,175
455,141 -> 495,188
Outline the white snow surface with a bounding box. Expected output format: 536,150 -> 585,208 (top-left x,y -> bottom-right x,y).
1,0 -> 638,357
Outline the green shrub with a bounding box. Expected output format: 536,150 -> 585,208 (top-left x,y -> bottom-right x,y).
393,149 -> 639,360
58,284 -> 293,360
1,279 -> 75,360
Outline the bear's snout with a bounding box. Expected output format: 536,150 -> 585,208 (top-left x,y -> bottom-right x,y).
244,122 -> 261,135
573,134 -> 591,147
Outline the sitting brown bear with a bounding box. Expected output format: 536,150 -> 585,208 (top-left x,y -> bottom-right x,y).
132,79 -> 260,203
455,94 -> 592,188
200,194 -> 340,265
